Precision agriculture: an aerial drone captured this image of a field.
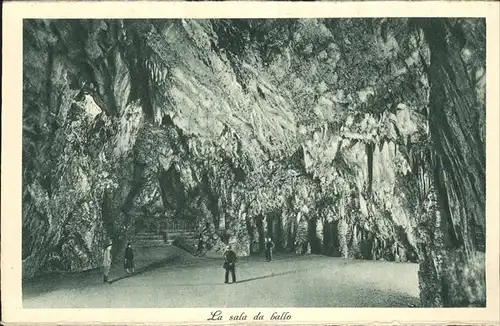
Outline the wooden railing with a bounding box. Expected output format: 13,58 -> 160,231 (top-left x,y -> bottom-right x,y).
136,216 -> 196,234
164,219 -> 195,231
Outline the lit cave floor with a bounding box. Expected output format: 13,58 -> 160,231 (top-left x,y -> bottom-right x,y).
23,247 -> 420,308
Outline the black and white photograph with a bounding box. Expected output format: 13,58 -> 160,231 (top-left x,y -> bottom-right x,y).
2,1 -> 500,324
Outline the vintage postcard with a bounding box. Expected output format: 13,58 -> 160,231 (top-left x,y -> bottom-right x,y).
2,1 -> 499,325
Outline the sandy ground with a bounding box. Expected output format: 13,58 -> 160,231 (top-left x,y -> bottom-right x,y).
23,247 -> 420,308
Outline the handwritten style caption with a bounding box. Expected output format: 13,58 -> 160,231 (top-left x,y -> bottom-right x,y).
208,310 -> 291,321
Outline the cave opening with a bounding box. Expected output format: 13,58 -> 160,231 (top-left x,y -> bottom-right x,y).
307,218 -> 322,254
326,220 -> 342,257
255,215 -> 266,252
264,210 -> 286,252
159,165 -> 186,213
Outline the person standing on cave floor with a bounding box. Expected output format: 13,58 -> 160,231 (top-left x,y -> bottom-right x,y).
223,245 -> 237,284
196,233 -> 204,256
102,240 -> 112,284
124,242 -> 135,275
265,237 -> 275,262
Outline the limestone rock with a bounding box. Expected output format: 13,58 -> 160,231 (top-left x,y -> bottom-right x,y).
22,18 -> 485,307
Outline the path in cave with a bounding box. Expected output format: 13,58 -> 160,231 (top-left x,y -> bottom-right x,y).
23,247 -> 420,308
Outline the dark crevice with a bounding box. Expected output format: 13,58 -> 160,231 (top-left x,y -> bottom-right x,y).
366,142 -> 374,195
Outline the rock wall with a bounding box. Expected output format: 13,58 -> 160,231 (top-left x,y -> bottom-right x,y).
22,18 -> 486,307
416,18 -> 486,307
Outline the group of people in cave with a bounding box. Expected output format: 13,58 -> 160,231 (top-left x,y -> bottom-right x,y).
102,241 -> 135,284
101,236 -> 275,285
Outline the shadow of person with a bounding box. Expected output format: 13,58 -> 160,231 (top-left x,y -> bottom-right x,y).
236,269 -> 306,284
109,256 -> 180,284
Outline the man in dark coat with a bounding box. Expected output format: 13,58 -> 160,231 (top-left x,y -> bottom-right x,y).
265,237 -> 275,262
223,245 -> 237,284
124,242 -> 135,274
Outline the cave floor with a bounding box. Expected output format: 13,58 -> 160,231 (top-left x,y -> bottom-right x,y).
23,246 -> 420,308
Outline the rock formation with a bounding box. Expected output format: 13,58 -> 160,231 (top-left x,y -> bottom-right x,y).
22,18 -> 486,306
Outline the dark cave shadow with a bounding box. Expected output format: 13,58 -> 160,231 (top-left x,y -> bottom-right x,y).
23,255 -> 186,297
22,266 -> 106,299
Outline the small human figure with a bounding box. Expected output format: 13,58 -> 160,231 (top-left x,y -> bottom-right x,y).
102,240 -> 112,284
265,237 -> 275,262
223,245 -> 237,284
124,242 -> 135,274
196,233 -> 204,257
